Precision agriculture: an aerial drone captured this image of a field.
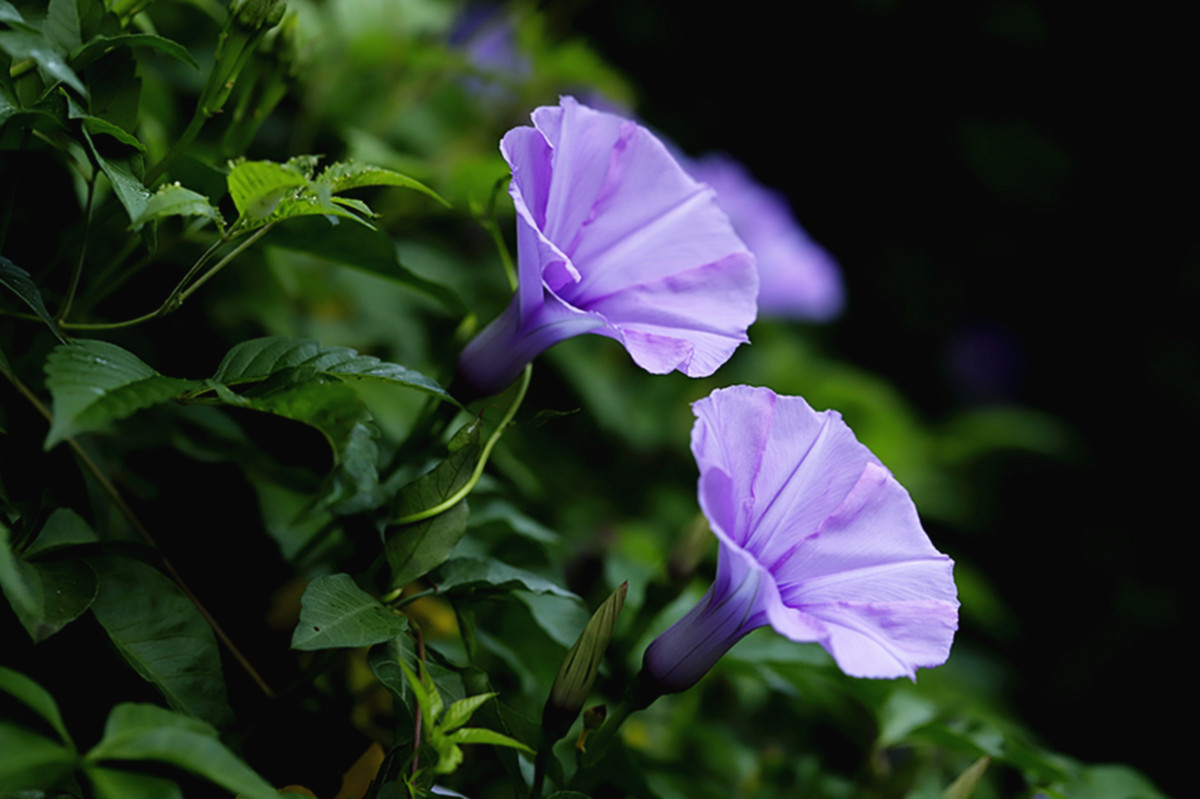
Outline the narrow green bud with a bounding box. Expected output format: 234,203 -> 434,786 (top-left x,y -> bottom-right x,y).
232,0 -> 287,31
541,582 -> 627,743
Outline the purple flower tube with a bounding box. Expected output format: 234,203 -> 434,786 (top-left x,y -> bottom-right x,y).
641,386 -> 958,698
457,97 -> 758,395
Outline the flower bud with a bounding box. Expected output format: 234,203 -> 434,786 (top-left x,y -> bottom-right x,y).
541,582 -> 627,743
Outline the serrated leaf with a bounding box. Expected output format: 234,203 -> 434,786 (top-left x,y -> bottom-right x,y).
212,336 -> 455,404
84,704 -> 276,799
43,340 -> 202,448
435,557 -> 577,599
71,33 -> 200,72
0,256 -> 66,344
0,722 -> 77,790
89,558 -> 233,730
128,183 -> 224,231
317,162 -> 449,207
0,667 -> 72,746
439,692 -> 495,733
226,159 -> 308,221
368,637 -> 468,735
290,573 -> 409,650
385,421 -> 481,588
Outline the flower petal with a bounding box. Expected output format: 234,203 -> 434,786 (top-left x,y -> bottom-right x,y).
688,154 -> 844,321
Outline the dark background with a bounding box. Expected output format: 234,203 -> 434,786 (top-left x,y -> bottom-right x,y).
571,1 -> 1194,794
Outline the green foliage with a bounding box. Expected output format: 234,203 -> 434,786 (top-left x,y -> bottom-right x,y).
89,556 -> 233,730
0,667 -> 274,797
397,657 -> 532,776
0,1 -> 1169,798
291,573 -> 409,650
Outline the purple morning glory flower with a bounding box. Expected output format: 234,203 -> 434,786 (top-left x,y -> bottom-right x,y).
641,386 -> 958,696
686,154 -> 844,322
457,97 -> 758,395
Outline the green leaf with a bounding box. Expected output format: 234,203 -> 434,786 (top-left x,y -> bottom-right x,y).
71,34 -> 200,73
0,522 -> 36,619
944,755 -> 991,799
43,340 -> 202,449
439,692 -> 496,733
0,2 -> 24,24
317,161 -> 449,207
85,766 -> 183,799
226,158 -> 308,222
0,667 -> 72,746
443,727 -> 532,752
81,126 -> 152,225
435,557 -> 577,600
212,336 -> 455,405
0,256 -> 66,343
89,558 -> 233,730
84,704 -> 277,799
5,553 -> 97,643
290,573 -> 409,650
24,508 -> 99,558
385,421 -> 481,588
45,0 -> 85,53
231,380 -> 379,492
128,183 -> 224,231
368,638 -> 467,738
0,723 -> 76,791
0,29 -> 86,96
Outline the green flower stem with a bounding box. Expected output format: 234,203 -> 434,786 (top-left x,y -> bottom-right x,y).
484,175 -> 517,292
391,364 -> 532,526
575,698 -> 637,771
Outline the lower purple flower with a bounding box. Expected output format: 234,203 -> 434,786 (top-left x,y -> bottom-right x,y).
641,386 -> 958,697
686,154 -> 844,322
457,97 -> 758,395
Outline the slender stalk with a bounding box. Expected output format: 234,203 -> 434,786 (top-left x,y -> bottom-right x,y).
58,224 -> 274,331
410,620 -> 428,778
391,364 -> 532,526
574,699 -> 637,771
56,175 -> 96,322
481,175 -> 517,291
0,355 -> 276,699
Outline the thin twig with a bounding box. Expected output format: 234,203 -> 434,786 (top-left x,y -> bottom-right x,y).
411,620 -> 427,778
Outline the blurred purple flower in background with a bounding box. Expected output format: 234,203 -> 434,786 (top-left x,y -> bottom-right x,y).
449,3 -> 529,98
641,386 -> 958,697
686,155 -> 845,322
457,97 -> 758,395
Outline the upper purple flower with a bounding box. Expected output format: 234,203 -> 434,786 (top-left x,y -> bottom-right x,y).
457,97 -> 758,395
686,154 -> 844,322
641,386 -> 958,696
